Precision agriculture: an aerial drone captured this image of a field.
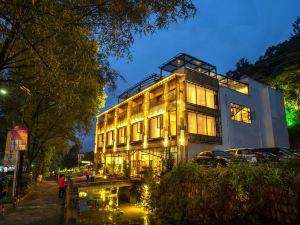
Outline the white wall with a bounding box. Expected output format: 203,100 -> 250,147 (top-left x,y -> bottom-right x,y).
219,77 -> 289,149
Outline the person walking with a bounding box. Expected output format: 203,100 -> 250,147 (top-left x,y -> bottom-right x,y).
85,168 -> 90,183
91,169 -> 95,182
58,174 -> 65,199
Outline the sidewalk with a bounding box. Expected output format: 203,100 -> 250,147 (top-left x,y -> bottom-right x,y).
0,181 -> 64,225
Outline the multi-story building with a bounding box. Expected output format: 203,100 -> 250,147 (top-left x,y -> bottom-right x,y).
94,53 -> 289,176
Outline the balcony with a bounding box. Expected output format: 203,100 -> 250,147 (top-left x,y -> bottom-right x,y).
131,104 -> 143,116
149,98 -> 164,108
118,111 -> 127,122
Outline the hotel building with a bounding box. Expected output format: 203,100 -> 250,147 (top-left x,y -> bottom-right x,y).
94,53 -> 289,176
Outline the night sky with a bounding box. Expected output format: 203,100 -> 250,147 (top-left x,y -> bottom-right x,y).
82,0 -> 300,151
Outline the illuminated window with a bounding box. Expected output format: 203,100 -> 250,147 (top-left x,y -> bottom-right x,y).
168,89 -> 176,101
187,112 -> 197,133
186,82 -> 196,104
188,112 -> 217,136
207,116 -> 216,136
197,114 -> 206,135
106,131 -> 114,146
231,103 -> 253,124
169,111 -> 177,136
206,89 -> 215,109
196,86 -> 206,106
98,133 -> 104,147
186,82 -> 217,109
131,121 -> 143,142
149,115 -> 163,139
117,127 -> 126,144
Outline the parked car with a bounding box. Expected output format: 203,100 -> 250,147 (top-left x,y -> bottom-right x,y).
253,151 -> 280,163
192,150 -> 233,167
225,148 -> 257,163
252,147 -> 295,160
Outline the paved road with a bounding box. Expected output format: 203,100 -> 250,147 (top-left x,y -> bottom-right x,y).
0,181 -> 64,225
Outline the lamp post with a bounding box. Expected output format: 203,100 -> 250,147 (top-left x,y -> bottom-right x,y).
0,86 -> 31,198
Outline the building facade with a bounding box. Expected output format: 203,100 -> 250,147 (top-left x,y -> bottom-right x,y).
94,53 -> 289,176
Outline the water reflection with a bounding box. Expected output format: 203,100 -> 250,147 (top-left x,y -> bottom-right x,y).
79,187 -> 155,225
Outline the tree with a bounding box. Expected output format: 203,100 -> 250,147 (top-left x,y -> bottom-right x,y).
227,16 -> 300,149
62,145 -> 80,169
0,0 -> 197,177
292,16 -> 300,36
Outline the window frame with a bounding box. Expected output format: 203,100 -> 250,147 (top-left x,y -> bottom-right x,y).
230,103 -> 253,124
187,111 -> 218,137
117,126 -> 127,145
106,130 -> 114,147
186,81 -> 218,109
148,115 -> 164,140
131,121 -> 144,142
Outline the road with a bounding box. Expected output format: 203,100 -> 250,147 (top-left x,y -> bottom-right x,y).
0,181 -> 64,225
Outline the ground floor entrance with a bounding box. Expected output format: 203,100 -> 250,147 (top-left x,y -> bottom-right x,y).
104,146 -> 179,177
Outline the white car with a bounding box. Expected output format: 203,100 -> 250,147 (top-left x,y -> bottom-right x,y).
225,148 -> 257,163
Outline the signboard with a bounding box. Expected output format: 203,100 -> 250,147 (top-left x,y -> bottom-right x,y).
10,126 -> 28,151
3,131 -> 17,165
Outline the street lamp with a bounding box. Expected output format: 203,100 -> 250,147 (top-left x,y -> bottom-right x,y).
0,85 -> 31,198
0,88 -> 7,95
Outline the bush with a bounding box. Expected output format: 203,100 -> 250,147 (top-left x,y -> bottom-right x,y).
150,161 -> 300,225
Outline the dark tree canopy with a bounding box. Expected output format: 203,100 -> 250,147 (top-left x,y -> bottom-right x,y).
0,0 -> 196,174
227,16 -> 300,149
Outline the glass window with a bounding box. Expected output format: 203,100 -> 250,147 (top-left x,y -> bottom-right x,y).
206,89 -> 216,109
186,82 -> 217,109
188,112 -> 217,137
98,133 -> 104,147
186,83 -> 196,104
207,116 -> 216,136
231,103 -> 252,124
117,127 -> 126,144
106,131 -> 113,146
188,112 -> 197,134
149,115 -> 163,139
197,114 -> 207,135
169,89 -> 176,101
169,111 -> 176,136
196,86 -> 206,106
131,121 -> 143,142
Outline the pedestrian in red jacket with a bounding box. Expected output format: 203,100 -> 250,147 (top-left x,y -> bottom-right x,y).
58,174 -> 65,199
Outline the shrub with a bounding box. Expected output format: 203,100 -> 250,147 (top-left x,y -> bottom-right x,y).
150,161 -> 300,225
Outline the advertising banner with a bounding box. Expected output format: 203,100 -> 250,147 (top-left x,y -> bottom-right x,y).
10,126 -> 28,151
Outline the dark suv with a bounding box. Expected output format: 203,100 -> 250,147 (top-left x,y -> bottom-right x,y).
252,147 -> 295,161
192,150 -> 233,167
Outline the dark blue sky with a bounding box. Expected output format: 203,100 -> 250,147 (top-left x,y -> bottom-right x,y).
82,0 -> 300,151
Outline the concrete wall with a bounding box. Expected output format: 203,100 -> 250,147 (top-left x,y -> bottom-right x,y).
219,76 -> 289,150
186,76 -> 290,160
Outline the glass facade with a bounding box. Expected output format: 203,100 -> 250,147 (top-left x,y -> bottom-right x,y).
231,103 -> 252,124
187,112 -> 216,136
186,82 -> 217,109
149,115 -> 163,139
131,121 -> 143,142
117,127 -> 126,144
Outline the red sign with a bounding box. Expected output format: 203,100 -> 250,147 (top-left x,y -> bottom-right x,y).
10,126 -> 29,151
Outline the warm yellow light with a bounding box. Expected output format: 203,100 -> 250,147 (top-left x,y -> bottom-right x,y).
179,129 -> 185,146
0,89 -> 7,95
143,139 -> 147,148
115,157 -> 122,164
131,116 -> 144,124
163,138 -> 168,147
79,191 -> 87,198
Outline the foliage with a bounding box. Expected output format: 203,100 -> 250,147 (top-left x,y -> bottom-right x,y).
0,0 -> 196,176
83,151 -> 94,162
292,16 -> 300,36
151,162 -> 300,225
227,16 -> 300,148
61,145 -> 80,169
